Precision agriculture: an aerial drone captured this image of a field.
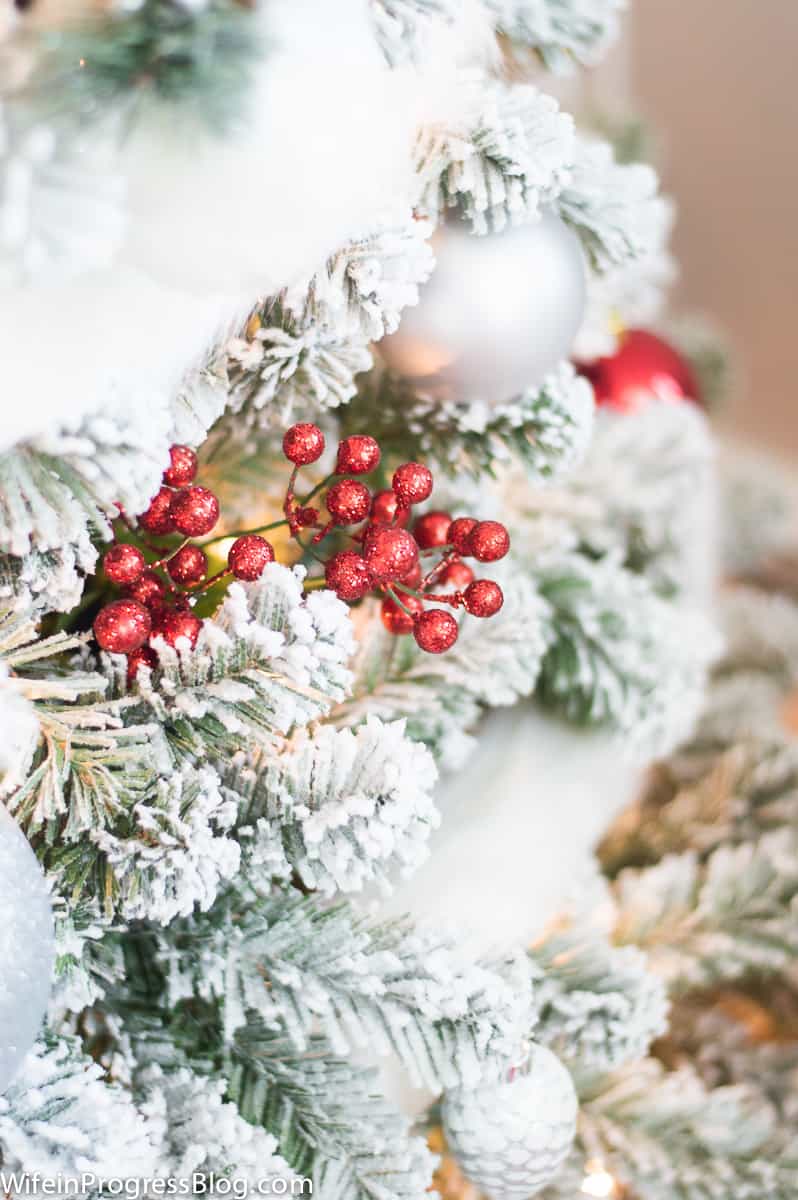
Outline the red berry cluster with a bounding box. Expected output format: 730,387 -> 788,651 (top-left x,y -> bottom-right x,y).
93,427 -> 511,674
93,446 -> 277,680
279,423 -> 509,655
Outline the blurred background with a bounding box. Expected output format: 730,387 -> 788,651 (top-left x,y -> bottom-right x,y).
631,0 -> 798,457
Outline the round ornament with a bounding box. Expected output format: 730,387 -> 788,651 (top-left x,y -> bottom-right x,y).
0,804 -> 55,1093
363,527 -> 418,582
139,487 -> 177,536
578,328 -> 700,412
167,544 -> 208,585
379,214 -> 586,403
413,608 -> 458,654
169,487 -> 220,537
442,1044 -> 578,1199
163,444 -> 198,488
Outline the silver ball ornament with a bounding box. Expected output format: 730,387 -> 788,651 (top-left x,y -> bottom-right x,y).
0,804 -> 54,1093
379,213 -> 586,404
442,1044 -> 578,1198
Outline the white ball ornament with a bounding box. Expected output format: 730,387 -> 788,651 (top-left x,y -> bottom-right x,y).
442,1043 -> 578,1198
0,804 -> 54,1093
379,213 -> 587,403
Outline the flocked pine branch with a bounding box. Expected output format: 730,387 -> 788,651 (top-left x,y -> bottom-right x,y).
334,573 -> 548,771
543,1057 -> 798,1200
230,716 -> 439,894
344,363 -> 595,480
417,80 -> 575,234
535,553 -> 719,755
612,831 -> 798,992
529,927 -> 668,1072
138,886 -> 532,1093
486,0 -> 626,71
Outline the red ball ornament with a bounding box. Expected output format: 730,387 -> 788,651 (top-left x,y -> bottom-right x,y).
469,520 -> 510,563
139,487 -> 176,536
169,486 -> 220,536
413,510 -> 453,550
464,579 -> 503,617
326,479 -> 372,525
283,423 -> 325,466
362,526 -> 419,582
447,517 -> 478,556
336,435 -> 381,476
155,609 -> 203,650
578,329 -> 700,413
126,645 -> 158,683
325,550 -> 373,600
103,543 -> 145,586
128,569 -> 167,609
163,444 -> 198,488
94,599 -> 152,654
414,608 -> 458,654
370,490 -> 409,527
392,462 -> 434,507
381,594 -> 424,635
228,535 -> 275,581
167,544 -> 208,586
439,560 -> 474,588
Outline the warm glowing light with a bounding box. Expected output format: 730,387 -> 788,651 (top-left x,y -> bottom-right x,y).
79,58 -> 86,67
581,1162 -> 617,1198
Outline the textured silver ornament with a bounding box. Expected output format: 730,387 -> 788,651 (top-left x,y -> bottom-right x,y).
379,213 -> 586,404
0,803 -> 54,1093
442,1043 -> 578,1198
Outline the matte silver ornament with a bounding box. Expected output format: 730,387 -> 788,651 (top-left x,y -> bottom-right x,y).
442,1043 -> 578,1198
0,804 -> 54,1093
379,213 -> 586,404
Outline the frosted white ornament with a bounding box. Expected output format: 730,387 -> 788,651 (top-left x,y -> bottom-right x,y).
379,213 -> 586,403
0,804 -> 54,1093
442,1043 -> 578,1198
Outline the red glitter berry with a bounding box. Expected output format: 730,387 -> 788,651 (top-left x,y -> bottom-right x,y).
295,506 -> 319,528
400,560 -> 423,588
464,579 -> 504,617
167,544 -> 208,586
414,608 -> 458,654
413,510 -> 452,550
228,535 -> 275,581
469,520 -> 510,563
103,543 -> 145,586
439,560 -> 474,588
283,423 -> 325,466
94,599 -> 152,654
155,609 -> 203,650
126,645 -> 158,683
169,486 -> 220,537
325,550 -> 373,600
392,462 -> 433,507
362,526 -> 419,582
447,518 -> 478,556
370,490 -> 409,527
128,569 -> 167,609
139,487 -> 176,536
381,594 -> 424,636
336,435 -> 381,476
163,444 -> 198,488
326,479 -> 371,526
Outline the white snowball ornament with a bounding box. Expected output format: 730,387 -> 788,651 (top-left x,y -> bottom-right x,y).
0,804 -> 54,1093
379,213 -> 586,403
442,1044 -> 578,1198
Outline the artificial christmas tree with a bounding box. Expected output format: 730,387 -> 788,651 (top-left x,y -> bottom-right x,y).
0,1 -> 794,1198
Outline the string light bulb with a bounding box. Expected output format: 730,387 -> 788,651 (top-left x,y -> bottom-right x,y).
581,1161 -> 619,1198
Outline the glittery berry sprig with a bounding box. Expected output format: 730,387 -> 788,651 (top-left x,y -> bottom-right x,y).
93,426 -> 511,674
94,445 -> 277,681
274,423 -> 510,655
